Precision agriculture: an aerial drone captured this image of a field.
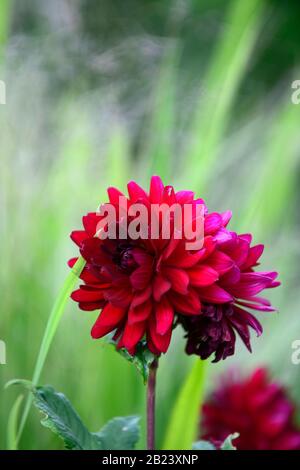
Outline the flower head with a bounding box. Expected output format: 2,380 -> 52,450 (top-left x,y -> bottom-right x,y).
201,368 -> 300,450
69,176 -> 279,360
179,232 -> 280,361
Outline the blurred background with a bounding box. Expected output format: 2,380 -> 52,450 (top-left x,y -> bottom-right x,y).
1,0 -> 300,450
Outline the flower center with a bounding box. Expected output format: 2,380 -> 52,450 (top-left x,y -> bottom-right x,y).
113,243 -> 138,273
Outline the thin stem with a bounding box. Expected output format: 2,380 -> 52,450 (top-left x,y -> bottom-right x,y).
147,359 -> 158,450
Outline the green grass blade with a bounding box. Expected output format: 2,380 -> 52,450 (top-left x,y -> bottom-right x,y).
0,0 -> 10,56
143,45 -> 178,181
7,394 -> 24,450
185,0 -> 264,190
238,98 -> 300,235
106,123 -> 131,188
162,359 -> 207,450
16,256 -> 86,443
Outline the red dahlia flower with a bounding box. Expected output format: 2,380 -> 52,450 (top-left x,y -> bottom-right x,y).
69,176 -> 279,360
201,368 -> 300,450
179,231 -> 280,361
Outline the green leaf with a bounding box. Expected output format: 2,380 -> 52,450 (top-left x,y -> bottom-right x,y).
34,385 -> 96,450
13,382 -> 140,450
95,416 -> 140,451
220,433 -> 239,450
192,440 -> 216,450
192,433 -> 238,451
163,359 -> 207,450
107,337 -> 157,383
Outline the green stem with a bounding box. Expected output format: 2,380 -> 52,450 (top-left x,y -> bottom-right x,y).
147,359 -> 158,450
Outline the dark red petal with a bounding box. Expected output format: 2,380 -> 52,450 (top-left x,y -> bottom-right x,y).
220,265 -> 241,285
147,317 -> 172,353
242,244 -> 264,269
82,213 -> 101,236
79,300 -> 106,311
175,190 -> 194,204
131,286 -> 152,307
230,272 -> 277,298
127,180 -> 148,202
131,248 -> 153,267
162,185 -> 176,205
206,250 -> 234,274
80,238 -> 109,266
163,267 -> 189,295
70,230 -> 89,246
71,287 -> 105,303
234,306 -> 263,336
236,300 -> 275,312
128,301 -> 152,324
104,284 -> 132,308
68,257 -> 78,268
121,321 -> 146,350
204,213 -> 223,234
199,285 -> 233,304
229,315 -> 252,352
153,274 -> 171,302
149,175 -> 164,203
221,210 -> 232,227
188,265 -> 219,287
170,289 -> 201,315
107,186 -> 124,204
91,304 -> 126,338
155,297 -> 174,335
130,265 -> 153,290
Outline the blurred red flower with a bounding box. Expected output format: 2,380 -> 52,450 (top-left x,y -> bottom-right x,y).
201,368 -> 300,450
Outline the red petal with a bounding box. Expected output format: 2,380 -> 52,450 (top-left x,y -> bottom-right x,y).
91,304 -> 126,338
221,210 -> 232,227
147,317 -> 172,353
127,180 -> 148,202
204,213 -> 223,234
149,175 -> 164,203
70,230 -> 89,246
131,286 -> 152,307
82,213 -> 101,236
170,289 -> 201,315
121,321 -> 146,350
80,238 -> 109,266
163,267 -> 189,294
199,285 -> 233,303
107,187 -> 124,204
71,287 -> 105,303
68,257 -> 78,268
188,265 -> 219,287
175,190 -> 194,204
130,265 -> 153,290
104,284 -> 132,308
162,185 -> 176,205
207,250 -> 233,274
79,300 -> 106,311
128,301 -> 152,324
153,274 -> 171,302
155,298 -> 174,335
230,272 -> 276,298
